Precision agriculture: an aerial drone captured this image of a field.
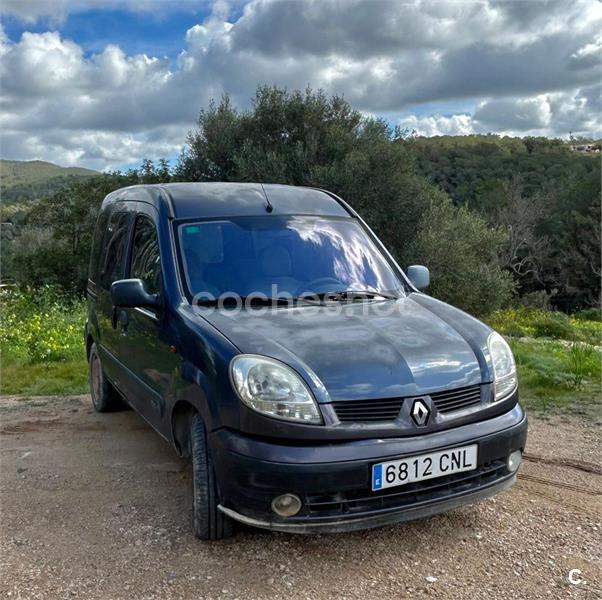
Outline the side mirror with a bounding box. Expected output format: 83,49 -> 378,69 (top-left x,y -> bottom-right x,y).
111,279 -> 159,309
407,265 -> 430,290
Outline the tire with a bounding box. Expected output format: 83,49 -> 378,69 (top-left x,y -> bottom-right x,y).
190,412 -> 233,540
88,342 -> 121,412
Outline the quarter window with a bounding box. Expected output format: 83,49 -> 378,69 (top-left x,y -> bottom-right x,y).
131,216 -> 162,294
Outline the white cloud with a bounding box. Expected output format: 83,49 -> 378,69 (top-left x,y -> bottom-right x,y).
0,0 -> 601,169
0,0 -> 71,24
1,31 -> 84,96
570,35 -> 602,70
399,114 -> 476,137
402,87 -> 602,139
0,126 -> 186,171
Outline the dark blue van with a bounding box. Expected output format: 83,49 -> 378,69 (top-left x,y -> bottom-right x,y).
85,183 -> 527,539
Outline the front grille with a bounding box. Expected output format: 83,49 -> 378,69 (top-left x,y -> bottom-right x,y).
431,385 -> 482,414
304,459 -> 507,518
332,384 -> 482,422
332,397 -> 404,422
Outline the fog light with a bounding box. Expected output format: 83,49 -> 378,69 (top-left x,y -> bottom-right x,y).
507,450 -> 522,473
271,493 -> 302,517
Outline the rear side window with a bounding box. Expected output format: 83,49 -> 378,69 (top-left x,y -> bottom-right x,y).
99,211 -> 130,290
130,216 -> 162,294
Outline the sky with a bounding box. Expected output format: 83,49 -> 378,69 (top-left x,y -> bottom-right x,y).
0,0 -> 600,171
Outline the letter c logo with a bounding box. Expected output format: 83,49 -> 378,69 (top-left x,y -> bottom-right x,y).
568,569 -> 582,585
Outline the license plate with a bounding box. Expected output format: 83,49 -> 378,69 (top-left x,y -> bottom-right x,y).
371,444 -> 478,491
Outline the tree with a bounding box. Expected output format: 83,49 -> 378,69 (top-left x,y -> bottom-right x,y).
550,170 -> 601,310
481,177 -> 551,287
176,87 -> 365,183
176,86 -> 513,313
407,193 -> 515,316
12,172 -> 139,292
140,158 -> 172,183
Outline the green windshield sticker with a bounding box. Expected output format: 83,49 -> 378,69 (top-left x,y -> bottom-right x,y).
184,225 -> 200,234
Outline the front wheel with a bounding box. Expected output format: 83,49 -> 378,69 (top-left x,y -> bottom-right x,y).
190,413 -> 233,540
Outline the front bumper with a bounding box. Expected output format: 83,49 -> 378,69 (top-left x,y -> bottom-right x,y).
210,403 -> 527,534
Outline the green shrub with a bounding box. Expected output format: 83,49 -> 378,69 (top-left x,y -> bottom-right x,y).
495,319 -> 527,338
565,342 -> 601,390
573,308 -> 601,322
0,286 -> 85,362
530,311 -> 575,340
488,308 -> 536,338
488,307 -> 601,344
570,319 -> 601,346
406,196 -> 514,316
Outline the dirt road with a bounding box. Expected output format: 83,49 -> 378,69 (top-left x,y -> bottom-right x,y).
1,395 -> 600,599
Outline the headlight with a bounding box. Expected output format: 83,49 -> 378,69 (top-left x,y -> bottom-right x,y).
230,355 -> 323,424
488,331 -> 518,401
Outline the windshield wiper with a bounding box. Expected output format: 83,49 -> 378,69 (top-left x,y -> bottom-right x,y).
193,290 -> 399,308
297,290 -> 399,302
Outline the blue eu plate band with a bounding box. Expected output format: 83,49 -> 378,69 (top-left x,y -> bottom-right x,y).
372,464 -> 383,491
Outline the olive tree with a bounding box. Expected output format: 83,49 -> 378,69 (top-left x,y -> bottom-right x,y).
407,193 -> 515,315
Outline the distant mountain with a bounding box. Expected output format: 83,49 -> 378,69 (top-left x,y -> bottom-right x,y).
0,160 -> 100,204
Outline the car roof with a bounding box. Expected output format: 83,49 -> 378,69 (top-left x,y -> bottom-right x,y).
105,182 -> 352,219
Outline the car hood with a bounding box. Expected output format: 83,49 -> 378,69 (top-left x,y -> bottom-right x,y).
201,294 -> 493,402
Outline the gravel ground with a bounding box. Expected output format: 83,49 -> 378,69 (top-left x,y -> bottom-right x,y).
0,395 -> 600,600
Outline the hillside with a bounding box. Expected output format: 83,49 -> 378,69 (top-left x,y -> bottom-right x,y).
407,135 -> 598,206
0,160 -> 100,204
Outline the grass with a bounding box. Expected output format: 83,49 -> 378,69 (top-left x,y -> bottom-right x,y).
489,308 -> 601,415
1,356 -> 88,396
509,338 -> 601,414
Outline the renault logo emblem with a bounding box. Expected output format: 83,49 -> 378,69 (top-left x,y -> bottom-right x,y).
411,399 -> 430,426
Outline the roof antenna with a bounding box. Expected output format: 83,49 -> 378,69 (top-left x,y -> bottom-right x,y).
260,184 -> 273,213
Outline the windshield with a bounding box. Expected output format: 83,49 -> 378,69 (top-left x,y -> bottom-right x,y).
178,216 -> 405,301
